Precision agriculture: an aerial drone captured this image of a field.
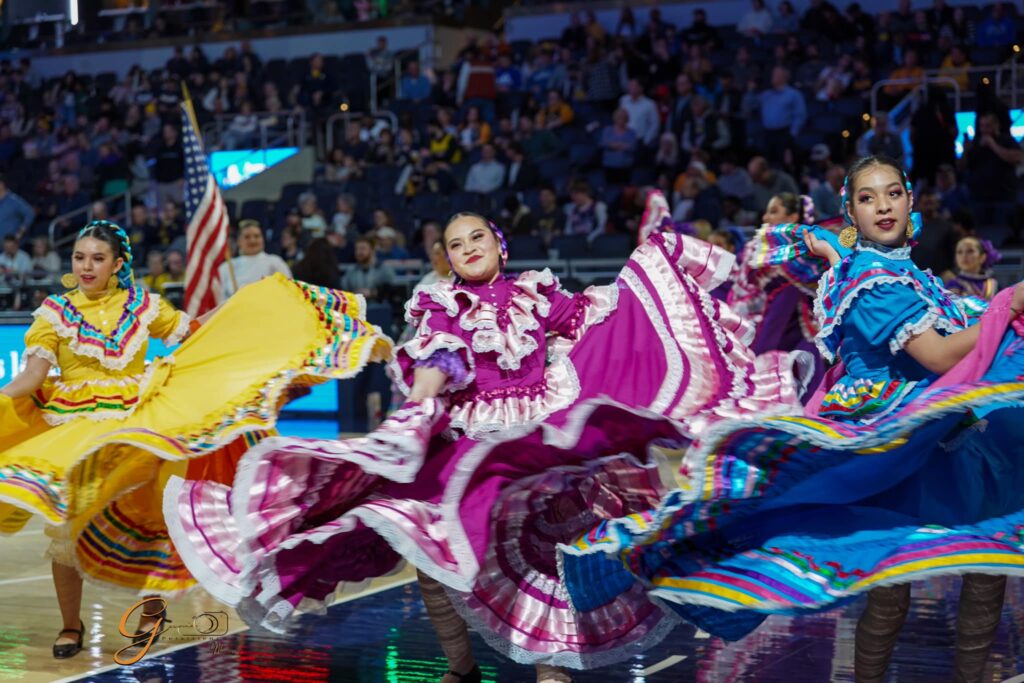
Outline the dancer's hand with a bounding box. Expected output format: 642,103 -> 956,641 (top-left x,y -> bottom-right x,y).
1011,282 -> 1024,318
802,228 -> 840,266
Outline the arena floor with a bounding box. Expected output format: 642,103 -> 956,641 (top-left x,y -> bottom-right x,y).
1,516 -> 1022,682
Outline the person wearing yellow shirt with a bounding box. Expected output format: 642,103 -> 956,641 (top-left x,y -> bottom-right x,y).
536,89 -> 575,129
939,45 -> 972,91
0,220 -> 391,660
141,249 -> 170,295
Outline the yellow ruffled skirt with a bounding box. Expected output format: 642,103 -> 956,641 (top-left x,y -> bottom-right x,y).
0,274 -> 392,595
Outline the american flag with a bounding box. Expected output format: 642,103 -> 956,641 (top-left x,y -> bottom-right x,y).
181,101 -> 228,318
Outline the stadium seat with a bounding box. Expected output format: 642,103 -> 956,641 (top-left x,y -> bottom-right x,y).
590,233 -> 632,259
551,234 -> 589,259
508,235 -> 547,260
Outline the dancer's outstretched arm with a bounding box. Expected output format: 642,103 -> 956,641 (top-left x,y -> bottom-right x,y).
1,355 -> 51,399
904,282 -> 1024,374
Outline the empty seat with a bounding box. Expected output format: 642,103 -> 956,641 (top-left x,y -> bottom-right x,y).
508,235 -> 547,260
550,234 -> 589,259
590,233 -> 632,259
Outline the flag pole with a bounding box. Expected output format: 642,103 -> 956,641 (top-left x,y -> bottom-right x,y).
181,82 -> 238,294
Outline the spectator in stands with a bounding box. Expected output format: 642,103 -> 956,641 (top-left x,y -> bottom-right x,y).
883,48 -> 924,104
947,6 -> 976,45
811,164 -> 846,220
29,236 -> 60,283
936,163 -> 970,215
368,36 -> 396,85
682,95 -> 731,155
681,8 -> 719,47
327,227 -> 356,264
976,3 -> 1016,48
911,86 -> 958,184
738,0 -> 773,38
911,187 -> 958,280
655,132 -> 681,178
537,90 -> 574,130
565,181 -> 608,243
717,153 -> 755,203
433,69 -> 459,110
151,124 -> 185,206
91,202 -> 110,222
142,250 -> 169,295
464,143 -> 506,194
748,155 -> 799,213
845,2 -> 875,41
600,108 -> 638,185
292,237 -> 340,289
278,225 -> 303,271
561,13 -> 588,53
0,234 -> 30,284
54,175 -> 89,220
400,61 -> 433,102
222,100 -> 259,150
526,51 -> 556,101
964,111 -> 1023,203
0,173 -> 35,240
457,45 -> 497,124
458,106 -> 492,151
341,236 -> 396,300
802,0 -> 839,35
374,226 -> 409,261
410,221 -> 442,262
417,239 -> 452,289
858,111 -> 904,161
744,67 -> 807,164
583,46 -> 620,108
145,200 -> 185,253
502,194 -> 536,237
504,142 -> 538,192
216,219 -> 292,303
720,195 -> 759,228
298,192 -> 328,239
494,53 -> 524,117
615,7 -> 638,39
667,74 -> 695,141
517,115 -> 561,161
815,53 -> 854,102
296,53 -> 332,113
427,120 -> 461,165
619,79 -> 660,151
325,149 -> 363,184
939,45 -> 972,91
535,185 -> 565,244
165,249 -> 185,288
332,194 -> 358,237
772,1 -> 799,33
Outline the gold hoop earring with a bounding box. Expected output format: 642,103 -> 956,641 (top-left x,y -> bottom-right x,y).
905,222 -> 915,239
60,273 -> 78,289
838,226 -> 858,249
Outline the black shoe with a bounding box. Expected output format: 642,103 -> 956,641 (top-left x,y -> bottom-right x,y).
447,665 -> 481,683
53,620 -> 84,659
131,606 -> 171,648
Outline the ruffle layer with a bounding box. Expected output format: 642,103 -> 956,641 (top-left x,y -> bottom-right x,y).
31,367 -> 161,426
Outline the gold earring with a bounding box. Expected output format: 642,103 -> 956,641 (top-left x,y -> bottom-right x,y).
838,226 -> 858,249
905,222 -> 915,239
60,273 -> 78,289
107,274 -> 119,290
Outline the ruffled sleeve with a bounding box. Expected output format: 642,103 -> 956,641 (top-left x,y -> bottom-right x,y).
545,283 -> 619,343
23,315 -> 58,366
388,284 -> 474,396
840,282 -> 933,356
148,295 -> 192,346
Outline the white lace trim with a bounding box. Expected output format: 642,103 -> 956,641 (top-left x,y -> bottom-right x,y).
164,312 -> 193,347
23,345 -> 57,365
387,328 -> 475,395
855,243 -> 912,260
34,290 -> 160,371
620,270 -> 685,416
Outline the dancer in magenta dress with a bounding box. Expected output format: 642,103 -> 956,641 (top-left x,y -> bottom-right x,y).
163,195 -> 808,681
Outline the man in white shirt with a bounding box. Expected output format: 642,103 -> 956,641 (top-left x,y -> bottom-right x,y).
464,144 -> 506,194
618,79 -> 660,148
0,234 -> 31,283
216,219 -> 292,303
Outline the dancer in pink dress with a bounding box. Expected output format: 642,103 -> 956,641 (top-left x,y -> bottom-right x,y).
164,193 -> 808,681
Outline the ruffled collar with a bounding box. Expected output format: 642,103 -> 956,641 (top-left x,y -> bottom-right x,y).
854,240 -> 912,260
34,287 -> 159,371
423,270 -> 558,371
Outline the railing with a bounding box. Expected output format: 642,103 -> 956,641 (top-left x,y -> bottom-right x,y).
870,76 -> 961,122
370,40 -> 435,112
48,189 -> 134,252
202,110 -> 308,151
323,110 -> 401,155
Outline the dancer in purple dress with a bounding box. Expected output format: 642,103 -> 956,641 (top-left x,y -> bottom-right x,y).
163,195 -> 808,681
945,235 -> 1000,301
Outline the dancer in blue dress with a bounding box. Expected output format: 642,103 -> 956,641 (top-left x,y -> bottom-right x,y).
559,155 -> 1024,682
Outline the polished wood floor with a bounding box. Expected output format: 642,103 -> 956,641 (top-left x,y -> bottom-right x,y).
0,516 -> 414,682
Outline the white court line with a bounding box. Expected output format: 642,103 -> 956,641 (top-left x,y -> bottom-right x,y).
640,655 -> 687,675
54,575 -> 416,682
0,573 -> 50,587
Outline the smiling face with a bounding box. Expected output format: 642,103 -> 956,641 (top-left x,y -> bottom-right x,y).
444,215 -> 502,284
846,163 -> 913,247
72,236 -> 123,293
238,225 -> 265,256
955,237 -> 986,274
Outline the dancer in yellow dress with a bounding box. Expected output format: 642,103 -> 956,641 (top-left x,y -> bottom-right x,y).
0,220 -> 392,658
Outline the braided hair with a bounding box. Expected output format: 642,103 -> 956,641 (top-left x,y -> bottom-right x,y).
442,212 -> 509,283
77,219 -> 135,289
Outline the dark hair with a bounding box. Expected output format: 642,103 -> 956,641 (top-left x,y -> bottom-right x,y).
844,154 -> 909,196
442,212 -> 509,281
773,192 -> 806,222
77,219 -> 133,288
3,234 -> 17,242
292,238 -> 339,288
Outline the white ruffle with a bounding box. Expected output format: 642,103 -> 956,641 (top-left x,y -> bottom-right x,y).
34,290 -> 161,371
23,345 -> 57,366
164,312 -> 193,347
388,328 -> 475,395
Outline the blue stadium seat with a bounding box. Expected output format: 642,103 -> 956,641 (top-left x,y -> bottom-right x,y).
508,235 -> 547,260
551,234 -> 589,259
590,233 -> 632,259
